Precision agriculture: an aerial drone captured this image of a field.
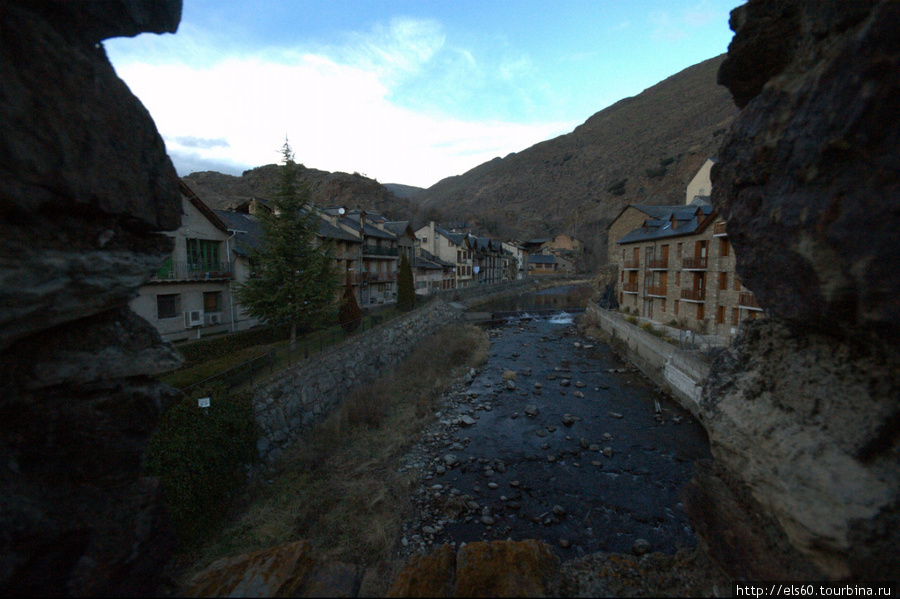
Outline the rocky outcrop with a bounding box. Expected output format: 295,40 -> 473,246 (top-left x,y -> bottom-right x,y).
387,540 -> 559,598
184,540 -> 363,598
0,1 -> 183,595
695,0 -> 900,580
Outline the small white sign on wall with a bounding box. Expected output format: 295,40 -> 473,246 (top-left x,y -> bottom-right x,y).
198,397 -> 210,408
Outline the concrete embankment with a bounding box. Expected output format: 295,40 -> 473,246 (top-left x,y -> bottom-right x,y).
581,302 -> 709,418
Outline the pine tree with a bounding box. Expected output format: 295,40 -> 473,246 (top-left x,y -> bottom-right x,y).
397,253 -> 415,311
338,277 -> 362,333
235,140 -> 338,351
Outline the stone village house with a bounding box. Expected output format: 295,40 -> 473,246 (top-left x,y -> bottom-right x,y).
606,159 -> 764,340
129,181 -> 260,342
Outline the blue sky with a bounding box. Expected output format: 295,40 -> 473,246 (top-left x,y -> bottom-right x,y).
106,0 -> 742,188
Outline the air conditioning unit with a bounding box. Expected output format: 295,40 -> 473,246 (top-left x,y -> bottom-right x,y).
205,313 -> 222,325
184,310 -> 204,327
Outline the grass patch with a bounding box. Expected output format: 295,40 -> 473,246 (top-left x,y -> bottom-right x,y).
177,323 -> 489,591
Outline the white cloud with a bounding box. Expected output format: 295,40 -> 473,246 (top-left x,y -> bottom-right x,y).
108,18 -> 573,188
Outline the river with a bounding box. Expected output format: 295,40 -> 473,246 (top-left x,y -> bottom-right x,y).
396,284 -> 711,560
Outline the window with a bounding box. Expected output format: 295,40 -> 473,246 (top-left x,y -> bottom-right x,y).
719,272 -> 728,290
734,276 -> 741,291
157,294 -> 180,319
203,291 -> 221,312
676,243 -> 683,258
697,302 -> 705,320
717,305 -> 725,324
675,271 -> 680,286
733,308 -> 740,325
186,238 -> 220,270
674,300 -> 679,315
661,299 -> 667,313
720,237 -> 730,257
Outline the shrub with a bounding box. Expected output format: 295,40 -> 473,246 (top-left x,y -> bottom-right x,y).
659,156 -> 674,166
645,166 -> 667,179
338,278 -> 362,333
626,315 -> 638,325
607,178 -> 628,195
143,384 -> 256,546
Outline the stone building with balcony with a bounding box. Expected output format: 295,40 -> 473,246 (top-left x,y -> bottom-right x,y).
129,181 -> 257,342
611,203 -> 764,339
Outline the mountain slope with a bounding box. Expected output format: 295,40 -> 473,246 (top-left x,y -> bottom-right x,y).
418,54 -> 738,266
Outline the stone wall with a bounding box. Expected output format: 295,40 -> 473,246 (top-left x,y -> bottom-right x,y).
0,1 -> 184,595
253,300 -> 463,462
582,303 -> 709,417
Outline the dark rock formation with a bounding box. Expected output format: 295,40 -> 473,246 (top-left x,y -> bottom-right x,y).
696,0 -> 900,580
0,1 -> 183,595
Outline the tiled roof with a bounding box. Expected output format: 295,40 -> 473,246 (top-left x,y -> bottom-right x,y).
616,204 -> 714,244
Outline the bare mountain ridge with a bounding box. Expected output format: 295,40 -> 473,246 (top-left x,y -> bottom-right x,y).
183,165 -> 416,222
418,54 -> 738,265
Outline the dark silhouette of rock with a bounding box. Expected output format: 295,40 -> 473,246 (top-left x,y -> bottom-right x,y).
694,0 -> 900,581
0,1 -> 183,595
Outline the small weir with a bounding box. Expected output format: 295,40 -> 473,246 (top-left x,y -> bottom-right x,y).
397,284 -> 711,559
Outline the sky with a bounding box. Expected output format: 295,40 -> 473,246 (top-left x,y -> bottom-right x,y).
105,0 -> 743,189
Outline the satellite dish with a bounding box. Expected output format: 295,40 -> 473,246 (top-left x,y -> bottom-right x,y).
338,207 -> 346,215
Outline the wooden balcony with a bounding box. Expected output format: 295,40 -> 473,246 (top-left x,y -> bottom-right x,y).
622,281 -> 639,293
367,272 -> 398,283
363,245 -> 399,257
622,259 -> 640,270
646,285 -> 667,297
713,221 -> 728,236
151,260 -> 233,282
680,288 -> 706,302
739,292 -> 763,310
647,258 -> 668,270
682,256 -> 708,270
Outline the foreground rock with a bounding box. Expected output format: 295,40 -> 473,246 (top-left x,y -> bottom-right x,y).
387,540 -> 559,598
184,541 -> 362,597
699,0 -> 900,580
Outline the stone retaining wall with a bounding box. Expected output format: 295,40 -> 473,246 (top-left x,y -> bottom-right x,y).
583,302 -> 709,418
253,299 -> 463,462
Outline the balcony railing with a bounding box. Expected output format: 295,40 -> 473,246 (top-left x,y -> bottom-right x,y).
152,260 -> 233,281
622,281 -> 639,293
714,221 -> 728,236
367,272 -> 398,283
622,259 -> 640,270
647,258 -> 668,270
646,285 -> 667,297
363,245 -> 399,257
680,288 -> 706,302
739,292 -> 762,310
682,256 -> 708,270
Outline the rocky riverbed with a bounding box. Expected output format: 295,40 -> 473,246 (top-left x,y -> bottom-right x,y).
394,312 -> 712,563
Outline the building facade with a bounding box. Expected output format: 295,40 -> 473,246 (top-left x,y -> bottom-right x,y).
612,204 -> 763,339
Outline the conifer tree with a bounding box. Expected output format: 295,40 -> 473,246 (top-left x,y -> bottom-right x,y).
397,253 -> 415,311
235,139 -> 338,351
338,277 -> 361,333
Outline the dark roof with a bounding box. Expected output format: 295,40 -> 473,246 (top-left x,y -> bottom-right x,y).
434,225 -> 467,247
529,254 -> 557,264
338,217 -> 396,240
315,217 -> 361,243
179,180 -> 229,232
383,221 -> 416,239
213,210 -> 264,256
418,248 -> 454,267
616,204 -> 715,244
